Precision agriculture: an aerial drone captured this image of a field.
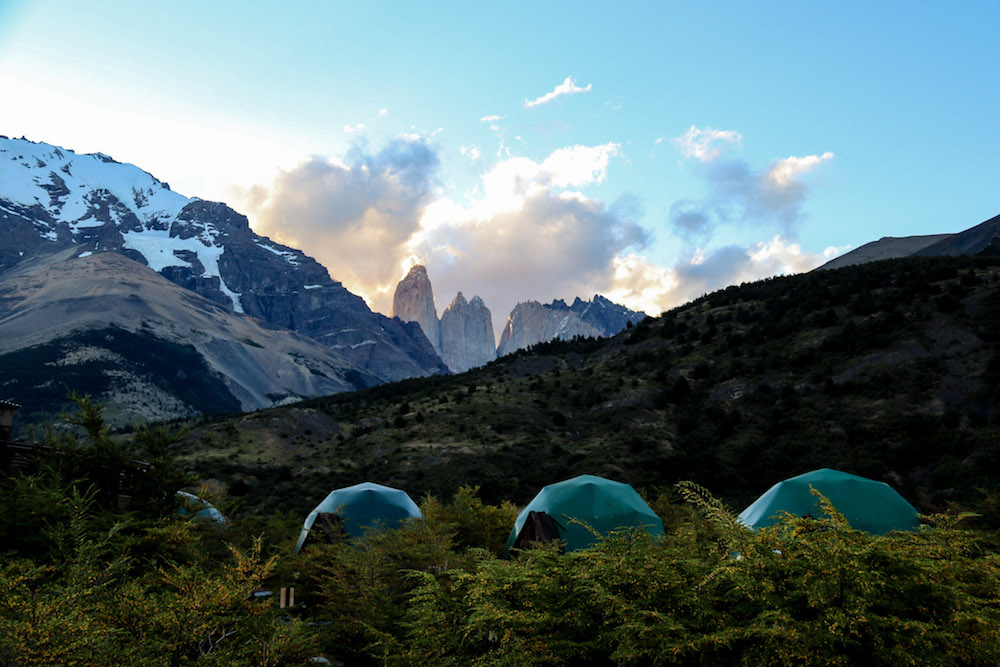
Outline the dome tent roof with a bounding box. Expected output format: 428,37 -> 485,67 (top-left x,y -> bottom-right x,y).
176,491 -> 228,525
738,468 -> 919,535
294,482 -> 421,553
505,474 -> 664,554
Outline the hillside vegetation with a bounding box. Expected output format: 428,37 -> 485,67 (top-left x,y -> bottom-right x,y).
171,255 -> 1000,517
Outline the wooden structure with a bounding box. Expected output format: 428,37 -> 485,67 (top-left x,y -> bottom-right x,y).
0,399 -> 19,442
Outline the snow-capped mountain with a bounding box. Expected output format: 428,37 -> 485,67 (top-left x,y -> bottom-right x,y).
0,136 -> 447,383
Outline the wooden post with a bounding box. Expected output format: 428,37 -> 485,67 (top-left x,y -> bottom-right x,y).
279,587 -> 287,608
288,587 -> 295,607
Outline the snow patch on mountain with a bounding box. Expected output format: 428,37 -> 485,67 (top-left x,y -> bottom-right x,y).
120,229 -> 244,312
254,240 -> 301,265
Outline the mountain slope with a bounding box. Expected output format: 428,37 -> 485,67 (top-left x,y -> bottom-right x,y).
817,234 -> 951,270
0,137 -> 446,382
914,213 -> 1000,257
818,212 -> 1000,270
0,248 -> 381,426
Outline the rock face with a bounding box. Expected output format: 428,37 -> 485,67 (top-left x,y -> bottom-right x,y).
0,137 -> 447,383
497,295 -> 646,356
497,301 -> 602,356
391,265 -> 441,355
0,248 -> 381,426
571,294 -> 647,337
439,293 -> 496,373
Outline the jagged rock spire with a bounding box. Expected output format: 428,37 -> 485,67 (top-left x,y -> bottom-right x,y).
392,265 -> 441,355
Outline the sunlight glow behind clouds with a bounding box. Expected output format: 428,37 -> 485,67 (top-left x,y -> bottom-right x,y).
244,130 -> 834,335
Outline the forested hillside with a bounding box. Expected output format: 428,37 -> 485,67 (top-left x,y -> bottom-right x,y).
171,255 -> 1000,516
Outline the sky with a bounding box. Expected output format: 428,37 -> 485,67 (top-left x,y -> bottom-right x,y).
1,1 -> 998,337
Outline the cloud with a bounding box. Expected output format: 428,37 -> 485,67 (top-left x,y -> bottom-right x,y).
477,143 -> 620,213
244,133 -> 831,342
246,137 -> 439,306
459,145 -> 482,160
668,199 -> 711,238
480,114 -> 504,123
410,189 -> 648,333
673,125 -> 742,162
669,141 -> 834,237
767,152 -> 834,187
246,138 -> 643,328
604,236 -> 829,316
344,122 -> 365,134
524,76 -> 592,108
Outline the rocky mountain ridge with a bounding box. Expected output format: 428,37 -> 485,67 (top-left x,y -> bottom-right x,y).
0,136 -> 447,383
389,265 -> 644,372
496,294 -> 646,356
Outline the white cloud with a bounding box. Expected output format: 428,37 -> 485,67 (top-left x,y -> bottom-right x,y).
540,143 -> 620,188
604,236 -> 829,316
344,122 -> 365,134
460,145 -> 482,160
766,152 -> 834,187
465,142 -> 621,219
410,189 -> 648,334
480,114 -> 504,123
246,138 -> 439,310
524,76 -> 592,108
604,254 -> 678,317
673,125 -> 743,162
378,108 -> 389,117
243,133 -> 832,339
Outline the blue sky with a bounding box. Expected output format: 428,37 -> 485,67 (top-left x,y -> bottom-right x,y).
1,1 -> 997,327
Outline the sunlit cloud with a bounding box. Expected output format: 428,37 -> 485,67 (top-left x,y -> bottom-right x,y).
605,236 -> 830,316
244,131 -> 832,337
344,122 -> 366,134
524,76 -> 592,108
767,152 -> 834,187
246,137 -> 439,310
673,125 -> 743,162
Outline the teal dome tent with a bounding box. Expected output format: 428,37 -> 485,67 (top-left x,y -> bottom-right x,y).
506,474 -> 665,554
738,468 -> 919,535
294,482 -> 421,553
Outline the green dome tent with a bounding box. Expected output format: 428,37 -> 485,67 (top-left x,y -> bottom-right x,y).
294,482 -> 421,553
505,474 -> 665,554
738,468 -> 919,535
